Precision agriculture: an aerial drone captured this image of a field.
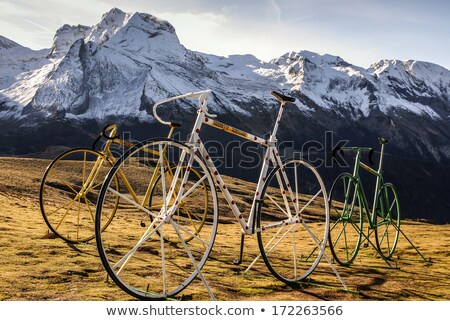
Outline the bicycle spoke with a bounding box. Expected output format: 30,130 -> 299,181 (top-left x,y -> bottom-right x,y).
82,150 -> 87,188
159,144 -> 168,217
114,219 -> 161,273
84,195 -> 97,208
172,220 -> 210,246
76,196 -> 81,240
266,193 -> 289,217
182,206 -> 204,223
169,220 -> 216,300
389,199 -> 396,213
342,221 -> 349,261
179,175 -> 207,203
275,171 -> 293,217
182,207 -> 204,236
331,219 -> 346,247
330,204 -> 343,218
264,224 -> 296,255
54,199 -> 77,230
292,229 -> 297,279
107,187 -> 158,219
45,198 -> 76,217
295,189 -> 322,217
82,194 -> 95,222
300,220 -> 325,252
89,180 -> 105,192
379,225 -> 390,248
160,224 -> 167,295
54,174 -> 79,195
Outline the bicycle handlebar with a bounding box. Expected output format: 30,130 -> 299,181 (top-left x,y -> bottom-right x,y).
92,124 -> 119,150
152,89 -> 215,126
102,124 -> 120,140
332,146 -> 374,165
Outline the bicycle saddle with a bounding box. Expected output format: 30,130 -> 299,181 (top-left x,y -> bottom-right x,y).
379,137 -> 390,144
271,91 -> 296,103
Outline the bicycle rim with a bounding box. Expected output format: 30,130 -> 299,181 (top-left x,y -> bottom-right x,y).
328,173 -> 363,266
257,159 -> 330,283
95,139 -> 218,299
375,183 -> 400,260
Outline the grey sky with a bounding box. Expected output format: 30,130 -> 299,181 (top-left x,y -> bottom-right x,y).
0,0 -> 448,69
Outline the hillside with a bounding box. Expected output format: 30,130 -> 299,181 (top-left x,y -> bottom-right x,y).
0,157 -> 448,301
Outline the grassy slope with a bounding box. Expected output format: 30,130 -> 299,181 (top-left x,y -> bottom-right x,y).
0,157 -> 448,301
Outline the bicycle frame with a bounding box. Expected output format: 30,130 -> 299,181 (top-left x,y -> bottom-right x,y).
343,144 -> 387,228
154,91 -> 305,235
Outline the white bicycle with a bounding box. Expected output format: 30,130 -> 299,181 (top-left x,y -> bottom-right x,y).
95,90 -> 330,299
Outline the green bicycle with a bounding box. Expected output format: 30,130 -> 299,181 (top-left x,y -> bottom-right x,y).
328,138 -> 400,266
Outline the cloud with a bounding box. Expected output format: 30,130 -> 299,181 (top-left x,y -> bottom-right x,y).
24,19 -> 55,34
268,0 -> 282,23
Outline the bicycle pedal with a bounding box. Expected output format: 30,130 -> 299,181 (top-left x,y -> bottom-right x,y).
140,222 -> 146,227
363,243 -> 369,248
233,258 -> 242,265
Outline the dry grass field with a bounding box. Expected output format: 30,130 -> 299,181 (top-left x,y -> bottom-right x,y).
0,156 -> 449,301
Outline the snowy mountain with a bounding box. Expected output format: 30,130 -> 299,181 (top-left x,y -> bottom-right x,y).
0,35 -> 50,90
0,8 -> 449,222
1,8 -> 449,126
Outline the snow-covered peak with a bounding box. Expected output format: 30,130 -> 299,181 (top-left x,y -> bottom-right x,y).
86,7 -> 132,45
134,12 -> 177,34
49,24 -> 91,58
369,59 -> 413,79
102,7 -> 128,22
370,59 -> 450,82
85,8 -> 178,48
267,50 -> 366,89
271,50 -> 349,68
198,52 -> 272,81
370,59 -> 450,98
103,11 -> 184,60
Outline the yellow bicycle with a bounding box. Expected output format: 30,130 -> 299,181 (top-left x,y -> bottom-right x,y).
39,123 -> 208,243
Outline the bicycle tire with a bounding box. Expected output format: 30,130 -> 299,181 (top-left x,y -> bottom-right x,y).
328,172 -> 363,266
374,183 -> 400,260
95,139 -> 218,299
257,159 -> 330,284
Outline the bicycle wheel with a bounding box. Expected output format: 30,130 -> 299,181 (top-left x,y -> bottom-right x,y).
328,173 -> 363,266
40,148 -> 118,243
95,139 -> 218,299
374,183 -> 400,260
257,159 -> 329,284
149,166 -> 209,243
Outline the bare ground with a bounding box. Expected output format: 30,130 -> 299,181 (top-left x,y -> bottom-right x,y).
0,157 -> 449,301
